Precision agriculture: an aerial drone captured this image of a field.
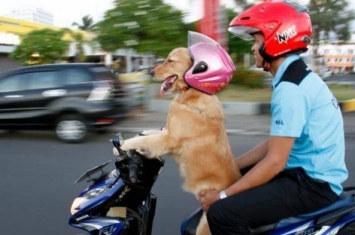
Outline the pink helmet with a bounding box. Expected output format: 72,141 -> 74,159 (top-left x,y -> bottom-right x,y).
184,31 -> 235,95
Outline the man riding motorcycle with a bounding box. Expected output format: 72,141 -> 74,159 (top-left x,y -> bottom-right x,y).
198,1 -> 348,234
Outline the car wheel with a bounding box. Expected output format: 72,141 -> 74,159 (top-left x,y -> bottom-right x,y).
55,115 -> 87,143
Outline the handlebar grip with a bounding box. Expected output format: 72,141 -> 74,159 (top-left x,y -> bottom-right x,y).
129,164 -> 139,183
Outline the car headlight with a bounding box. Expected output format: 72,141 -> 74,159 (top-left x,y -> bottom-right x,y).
87,81 -> 112,101
87,87 -> 111,101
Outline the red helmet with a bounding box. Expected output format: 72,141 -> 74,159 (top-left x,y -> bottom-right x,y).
228,0 -> 312,61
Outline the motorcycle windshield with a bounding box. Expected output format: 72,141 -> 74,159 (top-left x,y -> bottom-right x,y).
74,160 -> 112,184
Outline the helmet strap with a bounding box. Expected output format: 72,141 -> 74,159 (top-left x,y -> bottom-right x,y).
259,43 -> 274,63
263,61 -> 271,72
259,43 -> 273,72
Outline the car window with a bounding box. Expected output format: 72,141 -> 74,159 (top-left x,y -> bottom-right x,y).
0,74 -> 26,92
63,68 -> 92,85
27,71 -> 60,90
90,66 -> 115,80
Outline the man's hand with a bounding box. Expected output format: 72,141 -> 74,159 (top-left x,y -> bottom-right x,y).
198,189 -> 220,212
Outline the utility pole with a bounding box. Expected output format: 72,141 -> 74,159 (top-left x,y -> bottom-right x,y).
197,0 -> 228,50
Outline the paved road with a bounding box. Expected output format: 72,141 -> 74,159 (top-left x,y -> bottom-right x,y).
0,130 -> 264,235
1,111 -> 355,235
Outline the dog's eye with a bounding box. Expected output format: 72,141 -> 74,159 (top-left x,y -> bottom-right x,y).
167,59 -> 174,63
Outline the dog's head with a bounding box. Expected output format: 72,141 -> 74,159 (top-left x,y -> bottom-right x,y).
151,47 -> 192,96
151,32 -> 236,96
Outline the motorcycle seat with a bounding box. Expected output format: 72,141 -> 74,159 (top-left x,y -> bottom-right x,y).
277,192 -> 354,227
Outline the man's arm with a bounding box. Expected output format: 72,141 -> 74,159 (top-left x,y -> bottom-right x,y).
235,138 -> 269,170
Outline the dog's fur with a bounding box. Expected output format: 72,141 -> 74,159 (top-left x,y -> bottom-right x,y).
119,47 -> 242,235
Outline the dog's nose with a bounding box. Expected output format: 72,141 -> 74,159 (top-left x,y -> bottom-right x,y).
149,69 -> 155,76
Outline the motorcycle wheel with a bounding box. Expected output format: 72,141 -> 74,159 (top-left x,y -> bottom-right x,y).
125,208 -> 146,235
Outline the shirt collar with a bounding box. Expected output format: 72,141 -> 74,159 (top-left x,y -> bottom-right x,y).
271,54 -> 300,90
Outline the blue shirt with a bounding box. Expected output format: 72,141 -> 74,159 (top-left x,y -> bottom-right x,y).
270,54 -> 348,195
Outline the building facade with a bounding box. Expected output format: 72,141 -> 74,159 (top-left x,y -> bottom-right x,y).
316,43 -> 355,73
0,15 -> 93,73
6,6 -> 53,25
0,15 -> 155,74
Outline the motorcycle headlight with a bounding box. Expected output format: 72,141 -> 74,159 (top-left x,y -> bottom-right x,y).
70,186 -> 110,215
71,197 -> 88,215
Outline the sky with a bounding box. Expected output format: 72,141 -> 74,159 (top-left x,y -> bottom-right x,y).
0,0 -> 351,28
0,0 -> 211,27
0,0 -> 299,27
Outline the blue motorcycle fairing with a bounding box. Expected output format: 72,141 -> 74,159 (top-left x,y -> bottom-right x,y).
78,174 -> 118,197
70,216 -> 124,235
70,178 -> 125,220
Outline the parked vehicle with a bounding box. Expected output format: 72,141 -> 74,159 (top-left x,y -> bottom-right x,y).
0,63 -> 128,143
69,132 -> 355,235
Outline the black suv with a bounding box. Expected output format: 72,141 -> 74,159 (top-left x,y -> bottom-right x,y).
0,63 -> 127,143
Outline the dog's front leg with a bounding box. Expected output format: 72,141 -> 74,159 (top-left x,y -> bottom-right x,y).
118,131 -> 172,158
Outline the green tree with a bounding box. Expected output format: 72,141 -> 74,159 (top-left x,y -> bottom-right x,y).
11,28 -> 69,65
72,15 -> 95,31
232,0 -> 254,10
95,0 -> 191,56
308,0 -> 355,50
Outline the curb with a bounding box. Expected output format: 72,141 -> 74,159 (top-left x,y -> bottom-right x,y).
145,100 -> 355,116
341,99 -> 355,112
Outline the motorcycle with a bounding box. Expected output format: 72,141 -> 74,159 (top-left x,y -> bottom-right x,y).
69,132 -> 355,235
69,132 -> 164,235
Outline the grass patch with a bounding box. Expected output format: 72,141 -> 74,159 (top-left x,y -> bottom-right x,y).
217,84 -> 355,102
327,84 -> 355,101
217,85 -> 272,102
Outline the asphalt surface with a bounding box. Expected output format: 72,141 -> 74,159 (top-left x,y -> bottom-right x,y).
113,110 -> 355,137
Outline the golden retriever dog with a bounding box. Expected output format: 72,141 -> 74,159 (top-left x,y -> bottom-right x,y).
116,41 -> 242,234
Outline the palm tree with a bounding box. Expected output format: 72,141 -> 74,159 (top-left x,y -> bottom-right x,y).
62,28 -> 87,62
72,15 -> 95,31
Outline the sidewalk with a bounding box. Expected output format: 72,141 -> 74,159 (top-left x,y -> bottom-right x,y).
113,109 -> 355,137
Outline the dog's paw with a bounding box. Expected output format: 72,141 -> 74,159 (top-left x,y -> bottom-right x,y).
136,148 -> 151,156
139,129 -> 162,136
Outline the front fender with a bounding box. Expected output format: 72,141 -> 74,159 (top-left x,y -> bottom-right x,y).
70,216 -> 124,235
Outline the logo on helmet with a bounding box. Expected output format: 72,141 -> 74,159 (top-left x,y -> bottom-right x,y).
277,25 -> 297,44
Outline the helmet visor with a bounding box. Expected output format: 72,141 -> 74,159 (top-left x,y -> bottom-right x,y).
187,31 -> 219,47
228,26 -> 260,41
